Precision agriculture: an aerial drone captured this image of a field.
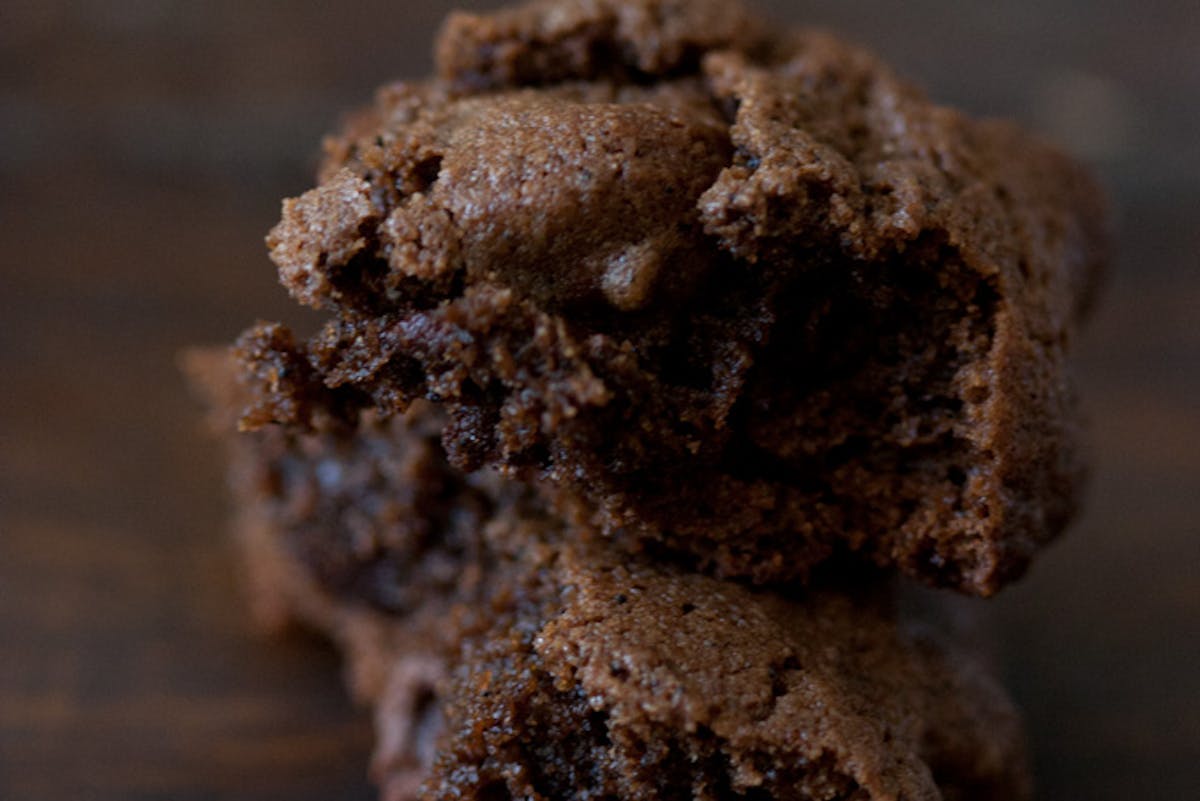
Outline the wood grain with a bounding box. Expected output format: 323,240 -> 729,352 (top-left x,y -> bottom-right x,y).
2,1 -> 1197,798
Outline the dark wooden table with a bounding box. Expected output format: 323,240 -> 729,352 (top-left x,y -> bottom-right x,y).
3,2 -> 1197,798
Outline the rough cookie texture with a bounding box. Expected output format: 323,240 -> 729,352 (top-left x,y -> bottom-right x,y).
190,351 -> 1030,801
431,549 -> 1030,801
435,0 -> 765,90
237,0 -> 1106,596
187,348 -> 508,622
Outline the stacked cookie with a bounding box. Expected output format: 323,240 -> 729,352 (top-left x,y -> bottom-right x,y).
191,1 -> 1106,798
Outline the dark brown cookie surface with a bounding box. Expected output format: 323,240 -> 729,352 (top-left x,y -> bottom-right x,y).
238,0 -> 1106,596
425,543 -> 1029,801
190,351 -> 1030,800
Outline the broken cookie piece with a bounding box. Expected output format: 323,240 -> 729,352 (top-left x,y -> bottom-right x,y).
426,548 -> 1030,801
237,0 -> 1105,595
191,350 -> 1030,800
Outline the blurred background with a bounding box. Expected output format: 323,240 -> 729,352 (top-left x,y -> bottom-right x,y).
2,1 -> 1197,798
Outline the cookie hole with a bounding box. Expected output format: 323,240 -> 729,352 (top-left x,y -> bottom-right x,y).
770,655 -> 800,698
477,781 -> 512,801
414,154 -> 444,190
587,710 -> 611,747
947,466 -> 966,488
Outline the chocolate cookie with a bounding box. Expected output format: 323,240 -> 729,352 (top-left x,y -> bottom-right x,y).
236,0 -> 1106,595
191,351 -> 1030,801
428,548 -> 1030,801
